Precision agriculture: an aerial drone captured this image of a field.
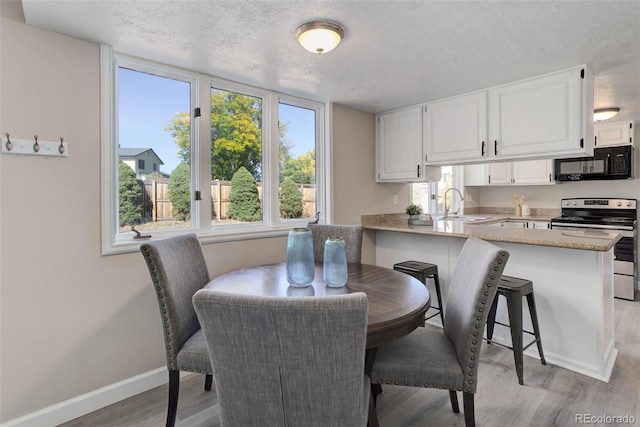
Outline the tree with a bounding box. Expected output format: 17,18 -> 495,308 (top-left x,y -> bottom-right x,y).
228,166 -> 261,222
281,148 -> 315,184
168,162 -> 190,221
279,177 -> 304,219
145,172 -> 166,182
165,92 -> 262,181
118,161 -> 143,226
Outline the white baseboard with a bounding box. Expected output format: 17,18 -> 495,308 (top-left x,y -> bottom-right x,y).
2,367 -> 168,427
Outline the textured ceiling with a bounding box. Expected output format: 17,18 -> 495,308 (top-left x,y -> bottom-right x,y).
20,0 -> 640,120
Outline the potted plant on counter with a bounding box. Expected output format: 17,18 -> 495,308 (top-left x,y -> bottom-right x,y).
405,204 -> 432,225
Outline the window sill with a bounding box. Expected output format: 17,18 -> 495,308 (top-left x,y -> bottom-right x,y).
102,227 -> 294,256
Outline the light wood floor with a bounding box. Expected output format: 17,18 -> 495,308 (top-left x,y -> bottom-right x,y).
60,294 -> 640,426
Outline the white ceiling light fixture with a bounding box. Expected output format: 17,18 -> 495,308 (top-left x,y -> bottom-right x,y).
296,20 -> 344,54
593,108 -> 620,121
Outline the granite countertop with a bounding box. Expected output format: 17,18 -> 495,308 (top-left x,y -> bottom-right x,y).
362,213 -> 621,252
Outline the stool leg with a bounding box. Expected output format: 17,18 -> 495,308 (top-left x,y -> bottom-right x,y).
431,273 -> 445,325
505,293 -> 524,385
526,293 -> 546,365
485,294 -> 499,344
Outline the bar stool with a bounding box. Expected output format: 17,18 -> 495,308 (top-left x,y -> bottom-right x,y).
486,275 -> 546,385
393,260 -> 445,325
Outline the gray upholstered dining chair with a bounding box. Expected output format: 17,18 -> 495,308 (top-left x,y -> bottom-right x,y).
192,290 -> 371,427
309,223 -> 363,263
139,234 -> 213,427
370,237 -> 510,427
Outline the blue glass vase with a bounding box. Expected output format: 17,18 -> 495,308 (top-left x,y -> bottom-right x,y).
286,227 -> 315,287
323,236 -> 348,287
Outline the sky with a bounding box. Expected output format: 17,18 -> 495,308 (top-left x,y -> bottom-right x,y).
118,67 -> 315,175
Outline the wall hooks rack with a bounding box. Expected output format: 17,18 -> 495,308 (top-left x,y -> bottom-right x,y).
2,132 -> 68,157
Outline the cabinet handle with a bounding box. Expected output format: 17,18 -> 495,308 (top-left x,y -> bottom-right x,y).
594,136 -> 597,146
417,164 -> 420,178
494,140 -> 498,155
481,141 -> 485,156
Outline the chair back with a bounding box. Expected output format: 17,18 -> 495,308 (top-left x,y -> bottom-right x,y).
443,237 -> 509,393
193,290 -> 369,427
309,224 -> 363,263
140,234 -> 210,371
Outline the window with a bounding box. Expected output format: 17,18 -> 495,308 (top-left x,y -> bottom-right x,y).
101,47 -> 327,254
411,166 -> 458,215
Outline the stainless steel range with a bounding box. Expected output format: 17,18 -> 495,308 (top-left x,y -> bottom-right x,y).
551,198 -> 637,300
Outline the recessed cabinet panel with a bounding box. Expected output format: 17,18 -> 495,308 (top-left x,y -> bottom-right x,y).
424,91 -> 487,164
376,106 -> 423,182
489,68 -> 587,158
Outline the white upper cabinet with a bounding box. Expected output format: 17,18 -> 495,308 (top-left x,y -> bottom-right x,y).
594,120 -> 634,147
376,106 -> 424,182
424,91 -> 487,164
422,65 -> 593,165
465,159 -> 554,186
488,66 -> 593,159
512,159 -> 555,184
487,162 -> 512,184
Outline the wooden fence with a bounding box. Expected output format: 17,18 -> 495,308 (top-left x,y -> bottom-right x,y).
141,179 -> 316,221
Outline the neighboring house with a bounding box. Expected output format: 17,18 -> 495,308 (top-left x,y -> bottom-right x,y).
119,148 -> 168,178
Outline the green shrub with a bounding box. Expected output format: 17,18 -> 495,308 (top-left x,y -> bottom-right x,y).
169,162 -> 191,221
279,177 -> 303,219
228,166 -> 261,221
118,161 -> 143,226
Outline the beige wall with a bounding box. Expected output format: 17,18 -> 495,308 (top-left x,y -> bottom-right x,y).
330,104 -> 409,263
0,2 -> 396,421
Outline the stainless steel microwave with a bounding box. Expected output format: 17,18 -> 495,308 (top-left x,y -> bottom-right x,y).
555,145 -> 632,181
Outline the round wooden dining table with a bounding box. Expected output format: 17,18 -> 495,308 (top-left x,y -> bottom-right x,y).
203,262 -> 430,427
203,262 -> 431,349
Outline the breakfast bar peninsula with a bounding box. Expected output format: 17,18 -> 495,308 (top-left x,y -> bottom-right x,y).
363,213 -> 622,382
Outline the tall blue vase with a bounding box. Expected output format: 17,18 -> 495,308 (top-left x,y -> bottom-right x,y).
286,227 -> 315,287
323,236 -> 348,287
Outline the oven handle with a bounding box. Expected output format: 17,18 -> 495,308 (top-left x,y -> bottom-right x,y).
551,222 -> 634,236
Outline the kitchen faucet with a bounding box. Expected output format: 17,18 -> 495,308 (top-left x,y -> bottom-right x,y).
443,187 -> 465,218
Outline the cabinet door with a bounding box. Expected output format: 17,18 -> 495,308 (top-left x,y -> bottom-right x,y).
376,106 -> 423,182
489,66 -> 592,159
594,120 -> 633,147
486,162 -> 511,184
528,221 -> 550,229
424,91 -> 487,165
512,159 -> 555,184
464,164 -> 487,186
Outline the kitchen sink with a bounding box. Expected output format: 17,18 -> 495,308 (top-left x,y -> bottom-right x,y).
432,215 -> 489,222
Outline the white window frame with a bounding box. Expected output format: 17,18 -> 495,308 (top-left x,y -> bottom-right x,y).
100,45 -> 328,255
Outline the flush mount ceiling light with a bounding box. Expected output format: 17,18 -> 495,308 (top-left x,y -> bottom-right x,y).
296,20 -> 344,54
593,108 -> 620,121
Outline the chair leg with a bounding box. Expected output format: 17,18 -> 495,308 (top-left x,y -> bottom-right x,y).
167,370 -> 180,427
204,374 -> 213,391
463,392 -> 475,427
526,293 -> 547,365
506,293 -> 525,385
449,390 -> 460,413
431,273 -> 446,326
368,389 -> 379,427
486,294 -> 499,343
